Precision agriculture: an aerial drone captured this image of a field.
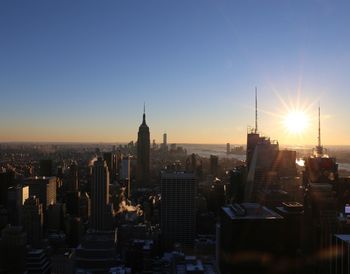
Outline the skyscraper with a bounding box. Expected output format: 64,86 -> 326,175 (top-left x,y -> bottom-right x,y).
162,133 -> 168,152
68,161 -> 79,192
22,196 -> 44,247
23,177 -> 57,209
91,157 -> 112,231
137,106 -> 150,188
7,185 -> 29,225
161,172 -> 196,248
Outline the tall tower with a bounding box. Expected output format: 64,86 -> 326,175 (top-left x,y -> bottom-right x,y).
91,157 -> 111,231
316,104 -> 324,155
137,105 -> 150,188
161,172 -> 196,248
246,88 -> 260,171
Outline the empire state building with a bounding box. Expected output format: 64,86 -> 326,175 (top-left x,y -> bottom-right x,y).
137,107 -> 150,188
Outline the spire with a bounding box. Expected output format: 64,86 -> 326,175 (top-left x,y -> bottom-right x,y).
316,103 -> 323,155
255,87 -> 258,134
143,102 -> 146,124
318,104 -> 321,148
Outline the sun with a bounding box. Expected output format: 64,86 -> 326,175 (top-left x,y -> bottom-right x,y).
283,111 -> 309,134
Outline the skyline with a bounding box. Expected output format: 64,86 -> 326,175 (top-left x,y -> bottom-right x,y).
1,1 -> 350,145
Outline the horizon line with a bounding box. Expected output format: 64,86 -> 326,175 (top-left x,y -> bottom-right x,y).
1,140 -> 350,148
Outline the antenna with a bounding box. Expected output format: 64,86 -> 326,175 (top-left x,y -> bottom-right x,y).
318,104 -> 321,148
316,103 -> 323,155
255,87 -> 258,134
142,102 -> 146,123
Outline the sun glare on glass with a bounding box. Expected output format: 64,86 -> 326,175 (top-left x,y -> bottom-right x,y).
283,111 -> 309,134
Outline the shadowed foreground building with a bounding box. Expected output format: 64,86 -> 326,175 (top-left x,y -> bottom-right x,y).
91,157 -> 112,231
218,203 -> 285,274
161,172 -> 196,249
0,225 -> 27,274
74,231 -> 119,273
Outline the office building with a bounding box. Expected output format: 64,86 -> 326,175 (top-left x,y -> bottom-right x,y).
23,196 -> 44,247
68,162 -> 79,192
161,172 -> 196,248
162,133 -> 168,152
91,157 -> 112,231
7,185 -> 29,225
103,152 -> 118,181
23,176 -> 57,209
137,108 -> 150,188
74,231 -> 119,272
218,203 -> 284,274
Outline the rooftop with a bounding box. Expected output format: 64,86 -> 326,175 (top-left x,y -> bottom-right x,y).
222,203 -> 283,220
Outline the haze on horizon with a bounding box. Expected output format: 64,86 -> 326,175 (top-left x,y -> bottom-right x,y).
1,0 -> 350,146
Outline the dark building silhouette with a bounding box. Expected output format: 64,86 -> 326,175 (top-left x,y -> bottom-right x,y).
161,172 -> 196,249
91,157 -> 112,231
303,107 -> 338,255
39,159 -> 53,177
228,166 -> 246,203
210,155 -> 219,177
0,171 -> 15,206
218,203 -> 285,274
23,177 -> 57,209
67,161 -> 79,192
185,153 -> 203,178
0,225 -> 27,274
162,132 -> 168,152
137,108 -> 150,188
26,248 -> 51,274
7,185 -> 29,225
330,234 -> 350,274
103,152 -> 117,181
23,196 -> 44,247
75,231 -> 119,272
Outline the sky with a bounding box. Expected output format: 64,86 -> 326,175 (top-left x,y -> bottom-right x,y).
1,0 -> 350,145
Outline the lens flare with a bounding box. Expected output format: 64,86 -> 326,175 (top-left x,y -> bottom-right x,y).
283,111 -> 309,134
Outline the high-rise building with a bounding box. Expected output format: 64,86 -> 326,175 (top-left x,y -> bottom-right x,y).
7,185 -> 29,225
23,196 -> 44,247
0,171 -> 15,206
119,156 -> 135,197
23,177 -> 57,209
162,133 -> 168,152
103,152 -> 117,181
68,162 -> 79,192
0,225 -> 27,274
210,155 -> 219,177
75,231 -> 119,272
91,157 -> 112,231
137,107 -> 150,188
163,133 -> 167,146
218,203 -> 284,274
39,159 -> 53,177
161,172 -> 196,248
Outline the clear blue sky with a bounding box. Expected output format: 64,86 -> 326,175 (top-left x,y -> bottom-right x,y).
1,0 -> 350,145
